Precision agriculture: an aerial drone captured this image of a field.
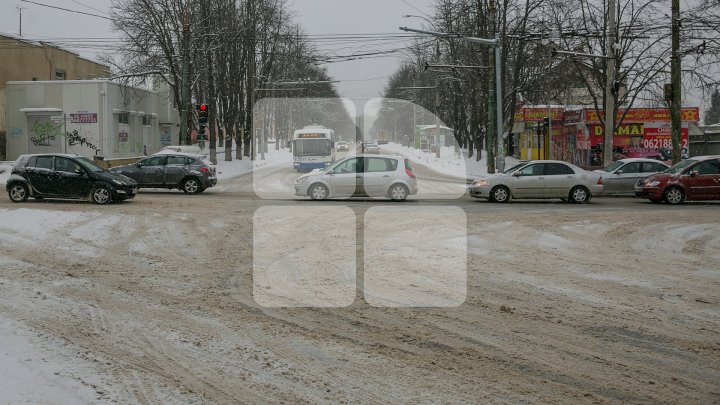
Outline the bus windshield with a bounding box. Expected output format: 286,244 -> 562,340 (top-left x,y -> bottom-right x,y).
294,139 -> 332,157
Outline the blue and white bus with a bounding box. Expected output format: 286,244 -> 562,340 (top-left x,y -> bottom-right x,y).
292,125 -> 336,172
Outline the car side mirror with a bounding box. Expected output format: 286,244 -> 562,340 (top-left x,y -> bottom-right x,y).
512,172 -> 522,177
690,170 -> 699,177
75,168 -> 85,176
136,162 -> 143,168
616,170 -> 623,175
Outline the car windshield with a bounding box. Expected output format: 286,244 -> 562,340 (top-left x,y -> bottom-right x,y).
664,159 -> 697,174
503,163 -> 526,174
76,157 -> 105,173
603,161 -> 625,173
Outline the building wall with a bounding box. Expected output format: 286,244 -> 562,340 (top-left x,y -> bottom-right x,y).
0,34 -> 110,159
5,81 -> 179,161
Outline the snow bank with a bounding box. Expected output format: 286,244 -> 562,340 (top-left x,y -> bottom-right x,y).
199,145 -> 293,180
381,143 -> 520,179
0,164 -> 11,186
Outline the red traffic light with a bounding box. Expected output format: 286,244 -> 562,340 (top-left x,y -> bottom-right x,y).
199,104 -> 207,112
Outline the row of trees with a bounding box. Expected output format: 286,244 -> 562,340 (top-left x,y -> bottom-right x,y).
104,0 -> 352,163
378,0 -> 720,165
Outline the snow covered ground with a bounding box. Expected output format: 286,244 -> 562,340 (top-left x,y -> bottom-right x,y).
204,145 -> 293,180
381,143 -> 520,179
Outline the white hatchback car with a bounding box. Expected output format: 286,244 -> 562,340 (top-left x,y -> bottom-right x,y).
468,160 -> 604,203
294,155 -> 418,201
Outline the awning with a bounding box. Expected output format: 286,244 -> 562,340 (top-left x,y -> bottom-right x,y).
19,107 -> 62,113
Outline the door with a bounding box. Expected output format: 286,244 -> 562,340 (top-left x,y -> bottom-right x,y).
363,157 -> 396,197
544,163 -> 577,198
25,156 -> 56,195
605,162 -> 643,195
685,159 -> 720,199
52,157 -> 90,198
512,163 -> 546,198
27,116 -> 64,154
137,155 -> 166,186
164,155 -> 188,186
328,157 -> 362,197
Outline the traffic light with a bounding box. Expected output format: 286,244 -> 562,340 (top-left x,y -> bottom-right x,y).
197,104 -> 208,141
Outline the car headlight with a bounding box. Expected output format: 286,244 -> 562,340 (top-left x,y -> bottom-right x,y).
473,180 -> 489,187
295,177 -> 308,184
113,179 -> 126,186
646,181 -> 661,188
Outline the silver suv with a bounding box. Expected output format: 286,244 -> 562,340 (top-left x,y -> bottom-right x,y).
110,152 -> 217,194
294,155 -> 418,201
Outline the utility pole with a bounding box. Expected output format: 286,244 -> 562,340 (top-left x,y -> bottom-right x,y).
603,0 -> 617,167
179,4 -> 190,145
670,0 -> 682,163
435,80 -> 441,158
487,0 -> 497,174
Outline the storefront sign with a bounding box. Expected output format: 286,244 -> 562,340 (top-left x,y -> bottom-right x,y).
70,113 -> 98,124
585,108 -> 699,124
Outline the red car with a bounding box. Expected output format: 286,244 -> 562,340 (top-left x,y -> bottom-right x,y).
634,156 -> 720,204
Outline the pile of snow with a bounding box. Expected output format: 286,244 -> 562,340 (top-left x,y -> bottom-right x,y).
381,143 -> 520,179
197,144 -> 293,180
0,164 -> 11,186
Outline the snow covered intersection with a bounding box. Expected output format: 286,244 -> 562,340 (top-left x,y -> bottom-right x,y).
0,153 -> 719,403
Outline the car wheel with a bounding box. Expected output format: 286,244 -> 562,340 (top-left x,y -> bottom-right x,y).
489,186 -> 510,203
90,185 -> 112,205
182,178 -> 201,195
309,183 -> 329,200
8,183 -> 29,203
663,186 -> 684,205
569,186 -> 590,204
389,183 -> 409,201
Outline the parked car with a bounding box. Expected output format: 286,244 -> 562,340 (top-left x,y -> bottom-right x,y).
336,141 -> 349,152
109,152 -> 217,194
597,158 -> 669,195
634,155 -> 720,204
6,154 -> 138,204
364,143 -> 380,154
294,155 -> 418,201
468,160 -> 604,203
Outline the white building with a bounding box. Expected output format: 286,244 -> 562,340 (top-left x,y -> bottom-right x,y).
4,80 -> 180,161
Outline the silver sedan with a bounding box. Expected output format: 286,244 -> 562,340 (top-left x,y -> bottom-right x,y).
597,158 -> 669,195
468,160 -> 604,203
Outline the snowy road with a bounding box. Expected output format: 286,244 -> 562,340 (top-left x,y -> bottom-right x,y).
0,164 -> 719,403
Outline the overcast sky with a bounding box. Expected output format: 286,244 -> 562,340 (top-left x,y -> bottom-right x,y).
1,0 -> 435,99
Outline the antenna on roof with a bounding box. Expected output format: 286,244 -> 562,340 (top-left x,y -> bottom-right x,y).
17,5 -> 27,37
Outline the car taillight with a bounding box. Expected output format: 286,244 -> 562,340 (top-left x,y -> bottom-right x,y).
597,177 -> 603,185
200,166 -> 210,174
406,168 -> 416,179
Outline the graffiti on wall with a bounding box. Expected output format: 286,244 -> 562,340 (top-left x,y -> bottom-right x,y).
30,120 -> 62,147
9,128 -> 23,139
66,129 -> 98,150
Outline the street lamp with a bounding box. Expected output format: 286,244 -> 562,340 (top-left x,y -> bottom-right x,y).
400,25 -> 505,172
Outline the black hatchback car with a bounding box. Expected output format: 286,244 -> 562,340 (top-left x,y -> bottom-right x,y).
6,154 -> 138,204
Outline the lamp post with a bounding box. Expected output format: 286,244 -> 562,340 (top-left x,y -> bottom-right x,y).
400,25 -> 505,172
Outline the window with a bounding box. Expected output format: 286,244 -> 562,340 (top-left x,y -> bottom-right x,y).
55,157 -> 82,174
55,69 -> 66,80
619,163 -> 642,174
333,158 -> 361,174
142,116 -> 152,126
643,162 -> 665,173
365,158 -> 397,173
546,163 -> 575,175
31,156 -> 54,170
166,156 -> 186,166
119,113 -> 130,125
518,164 -> 544,176
694,160 -> 720,175
141,156 -> 166,167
